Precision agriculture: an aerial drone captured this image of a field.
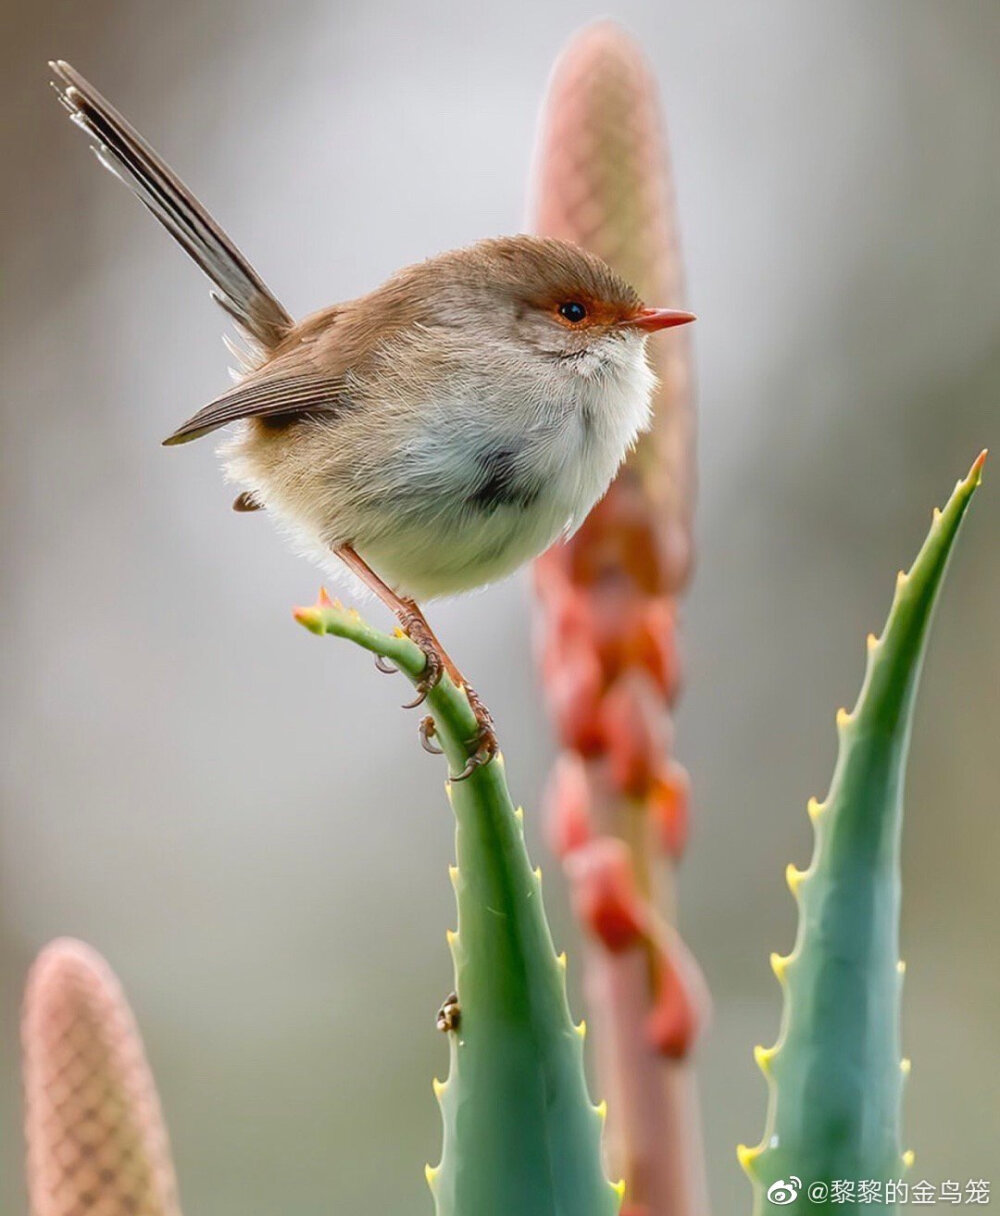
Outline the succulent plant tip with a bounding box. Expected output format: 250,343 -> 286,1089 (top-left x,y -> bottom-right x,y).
292,604 -> 325,634
971,448 -> 988,482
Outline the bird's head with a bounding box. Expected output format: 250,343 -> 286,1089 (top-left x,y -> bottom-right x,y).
377,235 -> 694,378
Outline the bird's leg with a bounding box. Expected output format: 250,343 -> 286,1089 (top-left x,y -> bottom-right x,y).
334,545 -> 444,699
334,546 -> 497,777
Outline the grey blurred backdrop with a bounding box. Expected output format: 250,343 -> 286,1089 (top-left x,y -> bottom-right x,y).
2,2 -> 998,1212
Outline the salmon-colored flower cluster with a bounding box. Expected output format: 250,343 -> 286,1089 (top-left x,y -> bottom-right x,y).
537,562 -> 690,864
535,480 -> 704,1060
542,743 -> 701,1060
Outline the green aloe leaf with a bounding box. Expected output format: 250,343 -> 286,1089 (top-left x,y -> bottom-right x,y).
296,597 -> 621,1216
740,453 -> 985,1213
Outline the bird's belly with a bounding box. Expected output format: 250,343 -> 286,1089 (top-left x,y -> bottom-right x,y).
324,405 -> 596,599
356,481 -> 572,600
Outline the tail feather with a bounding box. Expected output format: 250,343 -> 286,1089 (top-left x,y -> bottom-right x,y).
50,60 -> 293,350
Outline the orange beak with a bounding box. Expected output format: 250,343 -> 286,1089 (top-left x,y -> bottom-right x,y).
623,307 -> 697,332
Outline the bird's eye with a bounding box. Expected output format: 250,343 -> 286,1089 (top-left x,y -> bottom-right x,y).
558,301 -> 588,324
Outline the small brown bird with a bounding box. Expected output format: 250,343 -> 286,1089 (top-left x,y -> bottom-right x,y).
51,60 -> 694,774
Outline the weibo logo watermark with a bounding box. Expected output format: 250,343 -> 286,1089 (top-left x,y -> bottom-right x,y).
766,1177 -> 802,1205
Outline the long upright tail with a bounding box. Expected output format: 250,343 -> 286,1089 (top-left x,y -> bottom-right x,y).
50,60 -> 294,351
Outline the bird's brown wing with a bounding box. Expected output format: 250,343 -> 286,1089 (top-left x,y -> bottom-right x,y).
162,371 -> 348,445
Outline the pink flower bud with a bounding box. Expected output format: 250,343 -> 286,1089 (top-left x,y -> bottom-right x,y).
542,634 -> 606,754
544,752 -> 594,859
645,942 -> 700,1059
564,837 -> 647,952
648,763 -> 691,859
632,598 -> 681,701
599,672 -> 672,796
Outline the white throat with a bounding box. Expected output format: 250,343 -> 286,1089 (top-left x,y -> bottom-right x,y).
559,332 -> 655,527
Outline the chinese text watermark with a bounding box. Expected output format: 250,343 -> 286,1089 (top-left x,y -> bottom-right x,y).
766,1177 -> 991,1205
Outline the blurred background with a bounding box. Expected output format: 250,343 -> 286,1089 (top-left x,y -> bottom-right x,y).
2,1 -> 998,1213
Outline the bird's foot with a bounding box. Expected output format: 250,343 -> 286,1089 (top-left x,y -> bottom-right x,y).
451,684 -> 499,781
398,607 -> 445,708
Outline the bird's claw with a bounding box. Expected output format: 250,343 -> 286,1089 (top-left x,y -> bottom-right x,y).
452,750 -> 491,782
374,654 -> 398,675
401,656 -> 443,708
419,715 -> 443,755
399,610 -> 445,708
450,686 -> 499,782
